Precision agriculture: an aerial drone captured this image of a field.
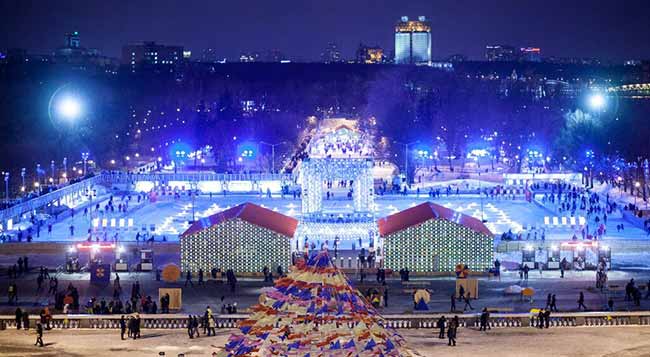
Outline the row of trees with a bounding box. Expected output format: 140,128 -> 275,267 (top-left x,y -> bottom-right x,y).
0,61 -> 648,195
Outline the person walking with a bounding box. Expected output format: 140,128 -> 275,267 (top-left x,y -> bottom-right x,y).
577,291 -> 587,311
479,308 -> 490,331
35,322 -> 44,347
463,292 -> 474,311
8,282 -> 17,304
550,294 -> 558,312
192,315 -> 201,338
187,315 -> 194,339
447,316 -> 459,346
184,271 -> 193,287
14,307 -> 22,330
198,269 -> 204,286
23,310 -> 30,330
437,316 -> 446,339
207,313 -> 216,336
133,314 -> 141,339
450,293 -> 456,312
120,315 -> 126,340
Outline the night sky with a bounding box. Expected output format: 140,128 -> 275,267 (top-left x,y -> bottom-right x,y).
2,0 -> 650,62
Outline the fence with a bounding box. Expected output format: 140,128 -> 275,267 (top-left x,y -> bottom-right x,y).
2,311 -> 650,330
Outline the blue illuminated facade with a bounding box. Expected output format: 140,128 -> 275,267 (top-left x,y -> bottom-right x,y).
394,16 -> 431,65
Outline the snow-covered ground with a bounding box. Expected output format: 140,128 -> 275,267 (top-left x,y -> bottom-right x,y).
34,193 -> 558,242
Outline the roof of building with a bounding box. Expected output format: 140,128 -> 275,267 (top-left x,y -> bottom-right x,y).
181,202 -> 298,238
377,202 -> 492,237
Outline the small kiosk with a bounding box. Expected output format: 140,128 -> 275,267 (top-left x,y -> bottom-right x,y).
114,246 -> 128,272
65,246 -> 81,273
546,245 -> 561,270
139,249 -> 154,271
560,241 -> 600,270
598,245 -> 612,269
521,245 -> 536,269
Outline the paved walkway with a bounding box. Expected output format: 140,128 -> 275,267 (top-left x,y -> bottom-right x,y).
1,326 -> 650,356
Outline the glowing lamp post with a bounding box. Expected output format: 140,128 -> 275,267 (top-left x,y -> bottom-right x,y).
394,140 -> 420,184
588,93 -> 606,111
57,97 -> 82,119
20,168 -> 26,195
635,181 -> 641,207
81,152 -> 89,176
260,141 -> 287,173
3,172 -> 9,204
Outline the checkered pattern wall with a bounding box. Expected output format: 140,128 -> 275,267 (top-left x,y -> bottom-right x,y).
383,219 -> 494,272
181,218 -> 291,273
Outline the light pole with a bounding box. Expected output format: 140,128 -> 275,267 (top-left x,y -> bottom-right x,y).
3,172 -> 8,204
50,160 -> 56,183
20,168 -> 26,194
635,181 -> 641,207
63,157 -> 68,179
394,140 -> 419,185
36,163 -> 41,186
81,152 -> 89,176
260,141 -> 287,173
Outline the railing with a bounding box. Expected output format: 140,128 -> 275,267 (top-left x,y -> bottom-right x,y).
3,311 -> 650,330
0,175 -> 104,222
0,171 -> 296,221
102,172 -> 294,184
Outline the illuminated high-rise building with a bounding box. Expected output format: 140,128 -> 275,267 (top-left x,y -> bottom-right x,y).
394,16 -> 431,65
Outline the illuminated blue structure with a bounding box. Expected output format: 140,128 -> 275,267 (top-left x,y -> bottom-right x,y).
394,16 -> 431,65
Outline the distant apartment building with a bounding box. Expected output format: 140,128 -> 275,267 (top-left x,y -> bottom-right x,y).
122,41 -> 183,72
485,45 -> 517,61
355,44 -> 384,64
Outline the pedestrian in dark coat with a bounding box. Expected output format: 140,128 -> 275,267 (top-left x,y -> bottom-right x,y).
437,316 -> 446,339
480,308 -> 490,331
447,316 -> 458,346
187,315 -> 194,338
120,315 -> 126,340
14,307 -> 22,329
35,322 -> 44,347
22,311 -> 29,330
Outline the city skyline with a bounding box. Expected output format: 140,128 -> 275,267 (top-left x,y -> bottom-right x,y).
2,0 -> 650,62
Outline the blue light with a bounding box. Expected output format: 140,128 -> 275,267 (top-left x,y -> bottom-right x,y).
169,142 -> 192,160
237,142 -> 258,159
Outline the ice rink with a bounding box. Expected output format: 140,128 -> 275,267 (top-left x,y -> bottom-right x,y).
40,192 -> 649,244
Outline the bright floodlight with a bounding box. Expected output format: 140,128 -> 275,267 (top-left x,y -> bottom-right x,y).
58,97 -> 81,119
589,93 -> 605,110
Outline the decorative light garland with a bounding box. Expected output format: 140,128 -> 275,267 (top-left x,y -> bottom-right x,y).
181,218 -> 291,273
383,219 -> 494,272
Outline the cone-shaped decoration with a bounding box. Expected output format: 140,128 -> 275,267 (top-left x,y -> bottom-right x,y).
217,250 -> 414,356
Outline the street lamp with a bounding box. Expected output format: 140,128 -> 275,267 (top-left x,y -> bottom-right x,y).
63,157 -> 68,179
3,172 -> 9,204
50,160 -> 56,183
394,140 -> 419,184
588,93 -> 606,111
81,152 -> 89,175
634,181 -> 641,207
57,96 -> 82,120
260,141 -> 287,173
20,168 -> 26,194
